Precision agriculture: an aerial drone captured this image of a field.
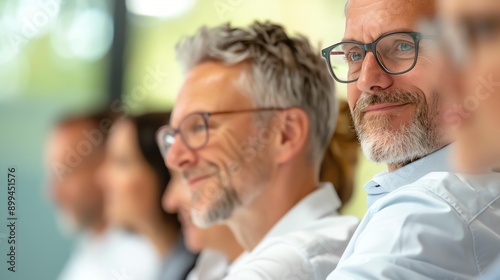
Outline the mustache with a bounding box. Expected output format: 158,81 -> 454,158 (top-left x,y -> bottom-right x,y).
182,165 -> 219,182
353,89 -> 421,116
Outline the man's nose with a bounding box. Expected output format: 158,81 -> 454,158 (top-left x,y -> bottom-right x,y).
356,52 -> 393,93
166,135 -> 197,172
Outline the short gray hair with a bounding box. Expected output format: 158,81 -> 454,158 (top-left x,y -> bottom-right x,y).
175,21 -> 337,167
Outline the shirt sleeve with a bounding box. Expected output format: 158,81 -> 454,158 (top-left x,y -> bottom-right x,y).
328,187 -> 478,280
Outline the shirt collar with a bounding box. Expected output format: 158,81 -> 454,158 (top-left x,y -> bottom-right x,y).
364,145 -> 453,208
261,182 -> 341,241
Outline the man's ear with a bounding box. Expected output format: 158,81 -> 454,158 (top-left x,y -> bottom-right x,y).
272,108 -> 310,165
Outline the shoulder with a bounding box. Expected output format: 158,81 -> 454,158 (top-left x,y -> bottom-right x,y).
227,216 -> 358,280
331,172 -> 500,279
377,172 -> 500,223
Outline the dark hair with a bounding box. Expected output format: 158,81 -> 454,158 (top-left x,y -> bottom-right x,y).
126,112 -> 179,225
320,100 -> 360,205
54,110 -> 118,152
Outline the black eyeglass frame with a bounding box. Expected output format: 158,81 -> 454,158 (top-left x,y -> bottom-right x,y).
321,31 -> 425,83
156,107 -> 289,156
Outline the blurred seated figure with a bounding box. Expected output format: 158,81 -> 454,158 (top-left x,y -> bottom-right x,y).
163,170 -> 243,280
45,111 -> 159,280
98,112 -> 197,280
439,0 -> 500,173
439,0 -> 500,278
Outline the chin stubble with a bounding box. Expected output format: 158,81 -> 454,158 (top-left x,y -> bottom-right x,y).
353,89 -> 443,167
189,165 -> 241,228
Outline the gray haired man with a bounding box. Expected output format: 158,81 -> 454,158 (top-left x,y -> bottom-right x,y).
323,0 -> 500,279
157,21 -> 358,279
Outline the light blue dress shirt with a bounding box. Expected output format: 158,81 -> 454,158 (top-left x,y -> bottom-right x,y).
327,147 -> 500,280
364,146 -> 453,208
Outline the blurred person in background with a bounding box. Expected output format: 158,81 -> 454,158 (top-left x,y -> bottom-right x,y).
324,0 -> 500,279
98,112 -> 197,280
45,111 -> 158,280
438,0 -> 500,173
158,21 -> 359,279
438,0 -> 500,278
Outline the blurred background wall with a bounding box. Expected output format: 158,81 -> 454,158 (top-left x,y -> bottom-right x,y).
0,0 -> 384,279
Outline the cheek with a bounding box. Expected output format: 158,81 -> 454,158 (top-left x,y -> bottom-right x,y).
404,70 -> 435,97
347,84 -> 360,110
477,97 -> 500,145
58,180 -> 78,205
126,171 -> 154,207
69,175 -> 93,200
110,170 -> 143,211
205,130 -> 250,169
465,61 -> 500,132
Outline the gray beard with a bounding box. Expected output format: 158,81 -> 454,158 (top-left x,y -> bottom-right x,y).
357,113 -> 439,166
190,182 -> 240,228
353,89 -> 443,167
190,157 -> 269,228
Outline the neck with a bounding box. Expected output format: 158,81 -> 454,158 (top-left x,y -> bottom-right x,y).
387,145 -> 448,172
89,217 -> 107,237
140,217 -> 180,257
388,163 -> 406,172
225,243 -> 243,263
226,164 -> 317,251
210,226 -> 243,263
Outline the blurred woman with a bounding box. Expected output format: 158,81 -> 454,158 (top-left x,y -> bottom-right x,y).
438,0 -> 500,172
161,100 -> 360,279
98,113 -> 197,280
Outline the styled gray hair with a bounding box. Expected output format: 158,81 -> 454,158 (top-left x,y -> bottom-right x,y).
175,21 -> 337,167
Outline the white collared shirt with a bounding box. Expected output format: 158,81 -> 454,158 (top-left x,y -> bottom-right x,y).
224,183 -> 359,280
58,228 -> 160,280
187,250 -> 230,280
328,147 -> 500,279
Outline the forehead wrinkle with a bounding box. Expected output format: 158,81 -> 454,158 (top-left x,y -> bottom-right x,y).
345,0 -> 436,41
171,63 -> 250,127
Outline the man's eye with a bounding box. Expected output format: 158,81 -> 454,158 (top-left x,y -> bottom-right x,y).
347,52 -> 363,62
196,124 -> 206,131
191,124 -> 206,132
397,43 -> 415,51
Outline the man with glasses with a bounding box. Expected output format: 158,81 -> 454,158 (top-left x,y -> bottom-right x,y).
325,0 -> 500,279
157,21 -> 358,279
